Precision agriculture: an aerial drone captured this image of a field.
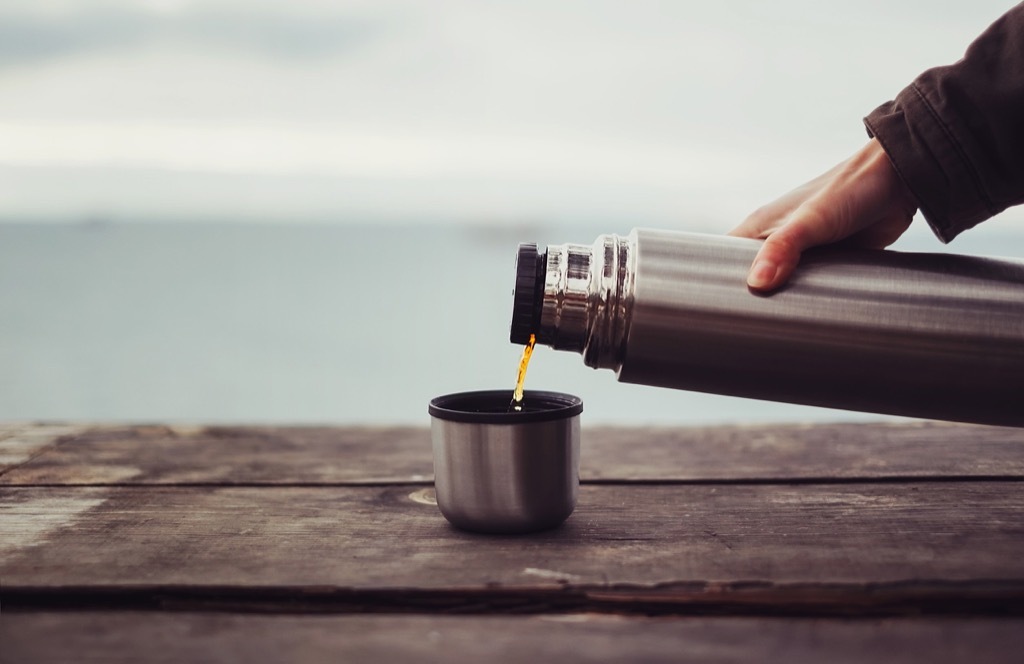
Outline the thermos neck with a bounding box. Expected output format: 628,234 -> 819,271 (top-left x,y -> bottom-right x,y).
510,232 -> 635,370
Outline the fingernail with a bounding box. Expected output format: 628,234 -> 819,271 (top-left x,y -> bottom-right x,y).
748,260 -> 778,289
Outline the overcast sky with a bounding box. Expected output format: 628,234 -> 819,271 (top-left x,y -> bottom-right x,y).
0,0 -> 1020,230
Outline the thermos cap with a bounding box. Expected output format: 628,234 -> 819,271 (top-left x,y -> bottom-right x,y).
510,243 -> 544,344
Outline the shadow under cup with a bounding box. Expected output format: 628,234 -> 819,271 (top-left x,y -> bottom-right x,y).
429,390 -> 583,534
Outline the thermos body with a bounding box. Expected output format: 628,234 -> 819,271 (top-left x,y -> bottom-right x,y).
511,229 -> 1024,427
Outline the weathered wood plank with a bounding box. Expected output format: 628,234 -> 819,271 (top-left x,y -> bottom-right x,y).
4,613 -> 1023,664
2,421 -> 1023,485
3,483 -> 1023,593
0,424 -> 80,473
583,421 -> 1024,481
0,425 -> 433,485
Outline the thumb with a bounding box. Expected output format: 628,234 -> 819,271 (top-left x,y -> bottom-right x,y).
746,211 -> 833,291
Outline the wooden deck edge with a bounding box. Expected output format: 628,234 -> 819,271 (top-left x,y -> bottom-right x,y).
6,580 -> 1024,618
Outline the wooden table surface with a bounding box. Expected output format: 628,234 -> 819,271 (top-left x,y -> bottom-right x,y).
2,421 -> 1024,663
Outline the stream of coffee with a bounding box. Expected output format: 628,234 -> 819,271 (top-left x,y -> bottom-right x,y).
509,333 -> 536,411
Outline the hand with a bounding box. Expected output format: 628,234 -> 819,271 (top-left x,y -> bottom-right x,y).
729,138 -> 918,291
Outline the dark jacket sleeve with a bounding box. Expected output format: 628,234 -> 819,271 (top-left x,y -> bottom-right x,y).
864,2 -> 1024,242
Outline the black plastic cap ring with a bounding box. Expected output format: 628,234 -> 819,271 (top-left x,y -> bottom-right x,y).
510,243 -> 545,344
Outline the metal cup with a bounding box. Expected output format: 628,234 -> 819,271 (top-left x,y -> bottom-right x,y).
429,390 -> 582,534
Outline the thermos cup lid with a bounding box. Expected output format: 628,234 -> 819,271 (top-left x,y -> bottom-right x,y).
429,390 -> 582,424
510,243 -> 544,345
430,389 -> 582,534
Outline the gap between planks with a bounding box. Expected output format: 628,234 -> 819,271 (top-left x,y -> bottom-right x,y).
6,580 -> 1024,618
5,475 -> 1024,488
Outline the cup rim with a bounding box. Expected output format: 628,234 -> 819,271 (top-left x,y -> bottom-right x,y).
429,389 -> 583,424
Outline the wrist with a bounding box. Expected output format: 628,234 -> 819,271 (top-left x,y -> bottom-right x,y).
864,139 -> 918,217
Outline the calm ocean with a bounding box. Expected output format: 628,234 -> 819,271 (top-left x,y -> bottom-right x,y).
2,221 -> 1021,425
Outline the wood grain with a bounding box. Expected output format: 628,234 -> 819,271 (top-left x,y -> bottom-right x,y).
4,613 -> 1023,664
2,421 -> 1023,485
3,483 -> 1023,596
0,424 -> 81,474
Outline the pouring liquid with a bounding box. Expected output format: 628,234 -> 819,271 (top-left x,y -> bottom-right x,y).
509,333 -> 536,412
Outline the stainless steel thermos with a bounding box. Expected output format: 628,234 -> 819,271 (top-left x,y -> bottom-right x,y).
510,229 -> 1024,427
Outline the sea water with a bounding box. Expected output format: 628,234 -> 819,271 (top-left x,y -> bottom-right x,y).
1,221 -> 1021,425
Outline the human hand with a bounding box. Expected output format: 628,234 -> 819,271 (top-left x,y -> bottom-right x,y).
729,138 -> 918,291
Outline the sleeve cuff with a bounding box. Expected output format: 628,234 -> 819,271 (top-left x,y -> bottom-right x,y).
864,85 -> 993,243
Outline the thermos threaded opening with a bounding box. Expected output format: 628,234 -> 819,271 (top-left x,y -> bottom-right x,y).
510,243 -> 546,344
